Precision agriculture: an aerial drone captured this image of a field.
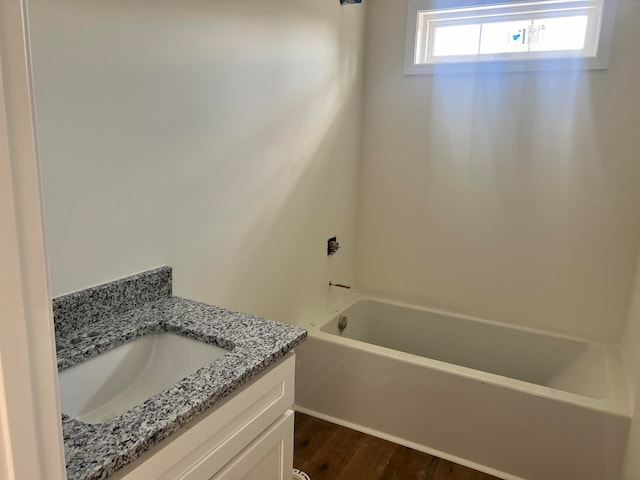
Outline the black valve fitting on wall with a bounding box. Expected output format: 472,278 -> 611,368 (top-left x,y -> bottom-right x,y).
328,236 -> 341,255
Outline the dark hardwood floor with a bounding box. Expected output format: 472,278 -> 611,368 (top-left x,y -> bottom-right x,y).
293,412 -> 501,480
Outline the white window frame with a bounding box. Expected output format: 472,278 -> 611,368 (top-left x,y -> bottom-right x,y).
404,0 -> 618,74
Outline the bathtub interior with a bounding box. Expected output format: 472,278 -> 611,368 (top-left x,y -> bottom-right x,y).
319,299 -> 620,400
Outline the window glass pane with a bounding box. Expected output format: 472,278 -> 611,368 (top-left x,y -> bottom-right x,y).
478,16 -> 589,55
480,20 -> 532,54
528,16 -> 588,51
433,24 -> 481,57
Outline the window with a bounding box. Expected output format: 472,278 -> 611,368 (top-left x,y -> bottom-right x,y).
405,0 -> 617,73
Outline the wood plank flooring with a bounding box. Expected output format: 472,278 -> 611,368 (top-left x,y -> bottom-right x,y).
293,412 -> 501,480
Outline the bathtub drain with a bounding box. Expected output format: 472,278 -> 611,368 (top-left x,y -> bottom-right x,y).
338,315 -> 348,335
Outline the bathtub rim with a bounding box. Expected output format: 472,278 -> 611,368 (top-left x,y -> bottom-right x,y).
305,293 -> 630,417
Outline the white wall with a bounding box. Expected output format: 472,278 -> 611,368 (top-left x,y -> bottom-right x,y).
28,0 -> 366,325
356,0 -> 640,341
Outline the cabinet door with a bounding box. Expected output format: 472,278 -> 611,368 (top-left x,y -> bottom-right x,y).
209,410 -> 294,480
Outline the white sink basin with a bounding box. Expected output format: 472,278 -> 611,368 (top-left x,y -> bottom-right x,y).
58,333 -> 228,424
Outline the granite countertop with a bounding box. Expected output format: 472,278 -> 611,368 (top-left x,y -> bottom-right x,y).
54,267 -> 307,480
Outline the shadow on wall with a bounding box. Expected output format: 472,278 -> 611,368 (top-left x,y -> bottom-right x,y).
30,0 -> 366,325
168,2 -> 366,323
177,57 -> 363,322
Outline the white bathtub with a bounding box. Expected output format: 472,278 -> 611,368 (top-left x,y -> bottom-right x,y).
294,296 -> 631,480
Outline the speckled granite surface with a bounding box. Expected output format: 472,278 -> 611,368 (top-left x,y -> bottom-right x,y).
55,268 -> 307,480
53,266 -> 172,337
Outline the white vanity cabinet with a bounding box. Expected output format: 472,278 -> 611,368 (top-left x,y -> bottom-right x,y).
111,353 -> 296,480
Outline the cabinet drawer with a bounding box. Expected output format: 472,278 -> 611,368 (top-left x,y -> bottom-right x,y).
209,410 -> 294,480
113,353 -> 295,480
